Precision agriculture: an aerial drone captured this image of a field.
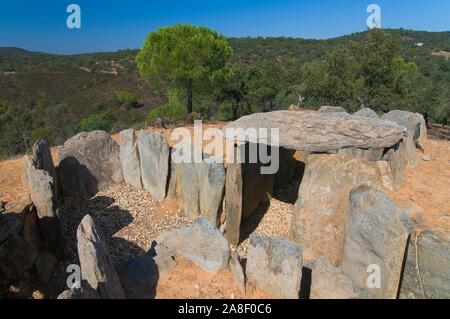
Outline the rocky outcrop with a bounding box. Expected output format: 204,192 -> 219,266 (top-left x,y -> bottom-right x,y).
341,186 -> 412,299
246,235 -> 303,299
58,131 -> 123,199
224,111 -> 406,153
119,129 -> 142,189
136,130 -> 170,201
353,108 -> 379,119
399,230 -> 450,299
382,110 -> 427,150
155,218 -> 230,272
318,105 -> 348,114
290,153 -> 394,265
77,215 -> 126,299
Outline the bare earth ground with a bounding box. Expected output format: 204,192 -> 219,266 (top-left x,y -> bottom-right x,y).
1,134 -> 449,299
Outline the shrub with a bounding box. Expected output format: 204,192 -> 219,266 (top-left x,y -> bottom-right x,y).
77,112 -> 116,133
115,91 -> 139,109
147,90 -> 187,124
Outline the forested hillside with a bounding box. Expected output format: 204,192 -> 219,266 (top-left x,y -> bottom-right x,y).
1,29 -> 449,158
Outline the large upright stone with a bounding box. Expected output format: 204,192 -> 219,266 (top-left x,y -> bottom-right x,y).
383,139 -> 408,188
382,110 -> 427,150
199,160 -> 226,225
58,131 -> 123,199
225,143 -> 274,246
155,218 -> 230,273
136,130 -> 170,201
353,108 -> 380,119
30,139 -> 58,197
77,215 -> 126,299
341,186 -> 412,299
246,235 -> 303,299
170,143 -> 226,226
224,111 -> 406,153
399,230 -> 450,299
290,153 -> 393,265
24,141 -> 66,259
119,129 -> 142,189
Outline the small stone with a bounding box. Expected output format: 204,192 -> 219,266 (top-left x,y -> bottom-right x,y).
422,154 -> 431,161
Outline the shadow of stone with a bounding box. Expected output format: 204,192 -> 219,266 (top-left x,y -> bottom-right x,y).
273,160 -> 305,205
115,252 -> 159,299
299,266 -> 312,299
58,156 -> 99,200
238,201 -> 271,244
53,192 -> 149,298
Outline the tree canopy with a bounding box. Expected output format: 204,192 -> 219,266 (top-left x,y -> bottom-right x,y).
136,24 -> 233,114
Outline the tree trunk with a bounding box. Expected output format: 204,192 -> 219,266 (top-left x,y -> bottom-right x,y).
187,80 -> 193,114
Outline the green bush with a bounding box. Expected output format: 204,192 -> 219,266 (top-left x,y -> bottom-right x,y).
77,112 -> 116,133
147,90 -> 187,124
115,91 -> 139,109
217,101 -> 234,121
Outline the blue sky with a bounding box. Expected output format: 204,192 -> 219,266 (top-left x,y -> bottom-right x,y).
1,0 -> 449,54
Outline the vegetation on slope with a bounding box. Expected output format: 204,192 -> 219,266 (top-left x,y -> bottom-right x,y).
0,28 -> 449,158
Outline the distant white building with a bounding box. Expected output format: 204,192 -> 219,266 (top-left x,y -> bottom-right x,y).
416,42 -> 424,47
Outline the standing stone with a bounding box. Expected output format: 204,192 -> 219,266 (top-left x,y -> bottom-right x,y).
383,139 -> 408,188
155,218 -> 230,272
30,139 -> 58,197
309,259 -> 367,299
178,162 -> 200,218
199,160 -> 226,226
353,108 -> 379,119
170,143 -> 226,226
58,130 -> 123,199
225,143 -> 275,246
77,215 -> 126,299
246,235 -> 303,299
399,230 -> 450,299
341,186 -> 412,299
290,153 -> 393,265
224,162 -> 243,246
318,105 -> 348,114
24,151 -> 66,259
402,133 -> 420,168
119,129 -> 142,189
136,130 -> 170,201
382,110 -> 427,150
229,251 -> 246,293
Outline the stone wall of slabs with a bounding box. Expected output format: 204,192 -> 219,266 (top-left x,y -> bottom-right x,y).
167,145 -> 226,227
